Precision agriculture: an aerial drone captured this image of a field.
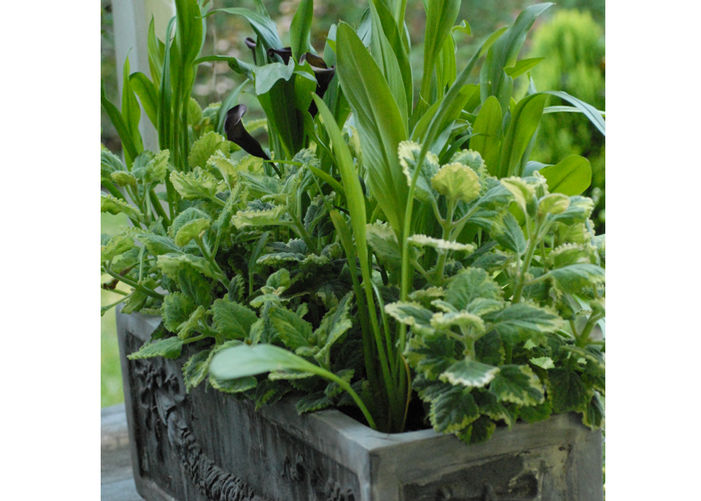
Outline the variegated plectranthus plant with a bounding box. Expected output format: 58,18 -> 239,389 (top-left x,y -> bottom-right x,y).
101,0 -> 604,443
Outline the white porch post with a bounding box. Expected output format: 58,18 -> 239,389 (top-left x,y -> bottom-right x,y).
111,0 -> 174,151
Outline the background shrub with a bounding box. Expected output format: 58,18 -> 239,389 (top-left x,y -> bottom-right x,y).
528,9 -> 605,229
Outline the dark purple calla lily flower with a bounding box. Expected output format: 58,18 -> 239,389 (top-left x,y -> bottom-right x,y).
224,104 -> 269,160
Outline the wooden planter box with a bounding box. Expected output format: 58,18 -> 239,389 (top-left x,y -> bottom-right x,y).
117,310 -> 604,501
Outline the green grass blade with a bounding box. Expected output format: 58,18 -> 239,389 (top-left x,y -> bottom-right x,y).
314,94 -> 398,429
369,0 -> 412,118
209,7 -> 283,53
101,87 -> 139,165
420,0 -> 460,110
290,0 -> 313,61
174,0 -> 204,65
471,96 -> 503,175
158,16 -> 177,150
121,58 -> 143,157
498,93 -> 548,177
129,72 -> 159,128
480,3 -> 553,106
335,23 -> 408,236
147,18 -> 164,86
544,90 -> 606,136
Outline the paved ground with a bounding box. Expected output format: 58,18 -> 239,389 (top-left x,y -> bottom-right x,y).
102,404 -> 142,501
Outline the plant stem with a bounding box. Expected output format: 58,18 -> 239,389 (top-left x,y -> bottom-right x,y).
102,180 -> 127,201
433,198 -> 457,284
577,313 -> 604,347
103,267 -> 164,299
513,219 -> 541,303
323,369 -> 377,430
195,236 -> 229,288
149,188 -> 171,225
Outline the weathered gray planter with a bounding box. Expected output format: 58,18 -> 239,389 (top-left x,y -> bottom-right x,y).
117,310 -> 603,501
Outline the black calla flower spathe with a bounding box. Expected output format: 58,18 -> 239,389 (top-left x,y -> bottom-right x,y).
224,104 -> 269,160
244,37 -> 258,64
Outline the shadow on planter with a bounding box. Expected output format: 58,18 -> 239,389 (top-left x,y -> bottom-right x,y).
117,310 -> 603,501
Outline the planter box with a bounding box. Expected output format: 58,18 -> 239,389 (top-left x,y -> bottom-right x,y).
117,310 -> 603,501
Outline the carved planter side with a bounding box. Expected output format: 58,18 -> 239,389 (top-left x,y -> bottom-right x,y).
117,310 -> 604,501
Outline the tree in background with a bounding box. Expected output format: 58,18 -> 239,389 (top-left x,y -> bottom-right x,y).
528,9 -> 605,229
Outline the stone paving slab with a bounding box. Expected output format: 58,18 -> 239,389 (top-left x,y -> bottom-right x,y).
102,404 -> 141,501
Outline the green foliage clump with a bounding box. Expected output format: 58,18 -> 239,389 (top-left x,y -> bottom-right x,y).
528,9 -> 605,228
101,0 -> 605,444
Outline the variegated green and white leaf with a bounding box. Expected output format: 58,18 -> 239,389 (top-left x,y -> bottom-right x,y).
295,391 -> 333,414
449,149 -> 486,174
211,298 -> 258,340
366,222 -> 401,268
157,253 -> 220,281
398,140 -> 440,202
101,195 -> 143,220
547,368 -> 590,413
445,268 -> 502,310
430,300 -> 457,315
501,176 -> 536,215
492,212 -> 527,255
538,193 -> 570,216
169,207 -> 211,240
101,147 -> 125,177
459,416 -> 497,444
182,349 -> 214,391
188,131 -> 228,169
548,263 -> 605,294
174,217 -> 211,247
260,268 -> 292,296
406,332 -> 458,380
313,294 -> 353,367
409,287 -> 445,306
529,356 -> 555,369
475,391 -> 515,426
430,311 -> 485,333
464,298 -> 505,317
431,162 -> 481,203
101,233 -> 135,262
138,233 -> 181,255
551,196 -> 594,224
232,204 -> 288,229
110,171 -> 137,188
385,301 -> 435,334
582,391 -> 604,429
170,167 -> 225,200
489,364 -> 545,406
127,336 -> 183,360
176,305 -> 207,339
207,150 -> 238,187
408,234 -> 475,253
550,243 -> 590,268
133,149 -> 170,184
440,359 -> 499,388
428,384 -> 480,434
209,375 -> 257,394
162,293 -> 196,332
488,303 -> 562,345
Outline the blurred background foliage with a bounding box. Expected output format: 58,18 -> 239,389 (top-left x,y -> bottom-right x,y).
100,0 -> 605,407
528,9 -> 605,229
